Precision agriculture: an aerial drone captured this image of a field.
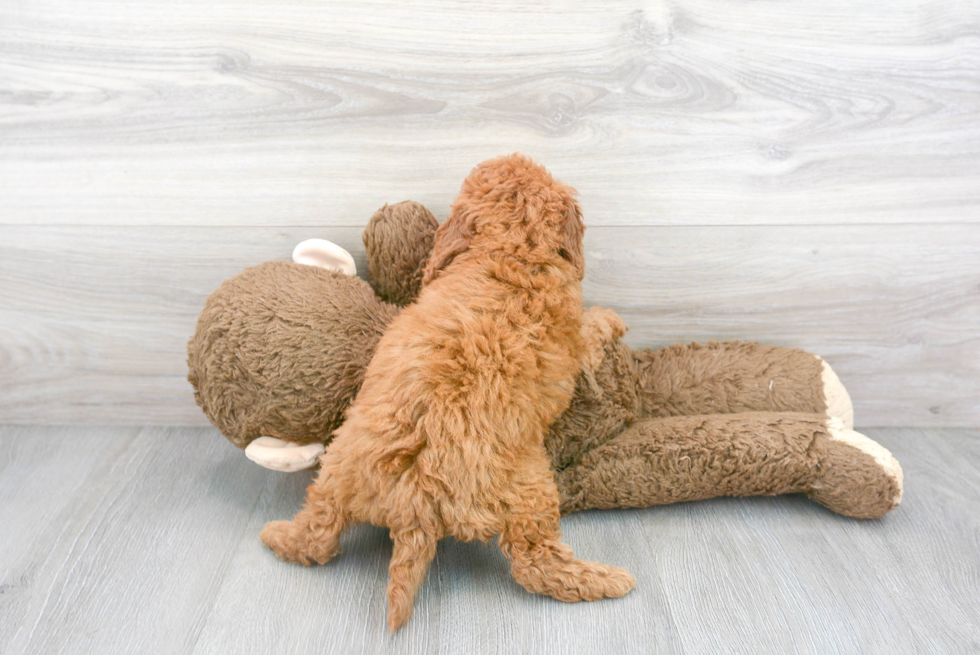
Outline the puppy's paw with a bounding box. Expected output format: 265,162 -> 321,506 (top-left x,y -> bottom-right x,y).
584,563 -> 637,600
557,561 -> 636,601
580,307 -> 628,370
582,307 -> 627,341
261,520 -> 313,566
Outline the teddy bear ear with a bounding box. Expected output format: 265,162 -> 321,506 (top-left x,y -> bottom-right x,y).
291,239 -> 357,276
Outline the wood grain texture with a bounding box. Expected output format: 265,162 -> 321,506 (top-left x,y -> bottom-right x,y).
591,224 -> 980,427
1,0 -> 978,226
0,0 -> 977,426
0,426 -> 270,655
1,224 -> 976,427
1,426 -> 978,654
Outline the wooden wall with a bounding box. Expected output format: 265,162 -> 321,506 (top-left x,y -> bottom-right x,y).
1,0 -> 978,427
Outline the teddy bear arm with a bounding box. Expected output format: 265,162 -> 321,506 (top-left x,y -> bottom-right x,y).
545,334 -> 642,471
633,341 -> 854,428
554,412 -> 902,519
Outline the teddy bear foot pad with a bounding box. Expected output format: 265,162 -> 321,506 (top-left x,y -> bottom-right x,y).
245,437 -> 324,472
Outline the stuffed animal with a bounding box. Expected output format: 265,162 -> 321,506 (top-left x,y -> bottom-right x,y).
188,202 -> 903,520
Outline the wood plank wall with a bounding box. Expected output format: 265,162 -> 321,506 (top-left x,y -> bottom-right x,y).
1,0 -> 978,427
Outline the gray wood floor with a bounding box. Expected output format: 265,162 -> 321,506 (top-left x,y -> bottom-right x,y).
1,426 -> 977,655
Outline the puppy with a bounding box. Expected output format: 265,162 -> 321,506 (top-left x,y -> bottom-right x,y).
261,154 -> 635,632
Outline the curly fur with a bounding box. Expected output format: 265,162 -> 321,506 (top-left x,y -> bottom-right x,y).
260,154 -> 635,632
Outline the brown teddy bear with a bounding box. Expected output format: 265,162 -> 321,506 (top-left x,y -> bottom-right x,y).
188,202 -> 902,520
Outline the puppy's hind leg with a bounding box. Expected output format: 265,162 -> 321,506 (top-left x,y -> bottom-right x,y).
501,525 -> 635,602
386,527 -> 438,633
261,478 -> 349,566
499,464 -> 635,602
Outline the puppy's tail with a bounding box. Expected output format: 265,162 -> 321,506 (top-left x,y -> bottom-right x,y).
387,527 -> 438,632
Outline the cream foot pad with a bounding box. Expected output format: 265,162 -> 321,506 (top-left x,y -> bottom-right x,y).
245,436 -> 325,472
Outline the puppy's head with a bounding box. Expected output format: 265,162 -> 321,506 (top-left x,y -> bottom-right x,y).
423,154 -> 585,284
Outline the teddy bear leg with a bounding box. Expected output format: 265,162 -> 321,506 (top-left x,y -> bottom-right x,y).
260,479 -> 349,566
806,417 -> 903,518
555,412 -> 901,519
634,342 -> 854,427
817,356 -> 854,429
245,436 -> 325,472
386,527 -> 439,633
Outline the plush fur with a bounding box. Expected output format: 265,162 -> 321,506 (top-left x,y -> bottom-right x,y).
556,411 -> 902,518
259,155 -> 635,632
546,338 -> 829,470
187,199 -> 903,521
187,262 -> 400,448
549,335 -> 902,518
362,200 -> 439,306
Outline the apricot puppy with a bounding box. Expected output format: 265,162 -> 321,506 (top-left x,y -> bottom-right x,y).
261,154 -> 635,631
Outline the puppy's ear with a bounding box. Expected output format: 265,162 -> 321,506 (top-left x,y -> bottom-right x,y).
558,200 -> 586,278
422,206 -> 474,285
